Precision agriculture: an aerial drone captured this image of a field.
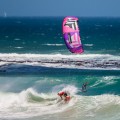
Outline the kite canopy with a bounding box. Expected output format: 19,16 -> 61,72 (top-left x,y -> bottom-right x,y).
62,16 -> 84,54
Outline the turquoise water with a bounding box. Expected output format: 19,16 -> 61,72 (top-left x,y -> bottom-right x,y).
0,17 -> 120,120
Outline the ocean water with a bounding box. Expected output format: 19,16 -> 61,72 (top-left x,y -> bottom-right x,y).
0,17 -> 120,120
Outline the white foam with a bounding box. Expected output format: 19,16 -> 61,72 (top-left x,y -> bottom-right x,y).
0,86 -> 120,119
42,44 -> 64,46
0,87 -> 77,119
84,44 -> 93,47
0,53 -> 117,61
52,84 -> 78,95
68,94 -> 120,120
0,53 -> 119,72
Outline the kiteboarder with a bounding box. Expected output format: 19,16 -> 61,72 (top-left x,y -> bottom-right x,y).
58,91 -> 70,102
82,82 -> 88,92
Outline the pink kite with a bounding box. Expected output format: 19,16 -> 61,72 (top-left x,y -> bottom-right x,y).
63,16 -> 84,54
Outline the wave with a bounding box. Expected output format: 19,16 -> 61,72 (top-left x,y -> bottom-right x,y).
75,94 -> 120,120
90,76 -> 118,88
0,53 -> 119,73
0,85 -> 78,119
0,86 -> 120,120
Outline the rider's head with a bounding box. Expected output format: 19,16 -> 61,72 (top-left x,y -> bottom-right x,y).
64,92 -> 67,97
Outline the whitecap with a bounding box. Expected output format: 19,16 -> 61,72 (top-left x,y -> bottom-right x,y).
84,44 -> 93,47
14,38 -> 21,41
14,47 -> 23,49
42,44 -> 64,46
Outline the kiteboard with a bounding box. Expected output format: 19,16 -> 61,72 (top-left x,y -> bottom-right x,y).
62,16 -> 84,54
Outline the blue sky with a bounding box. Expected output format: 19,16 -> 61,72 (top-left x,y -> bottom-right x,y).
0,0 -> 120,17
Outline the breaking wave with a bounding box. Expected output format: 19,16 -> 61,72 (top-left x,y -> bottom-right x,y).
0,53 -> 119,73
0,86 -> 120,120
0,85 -> 78,119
